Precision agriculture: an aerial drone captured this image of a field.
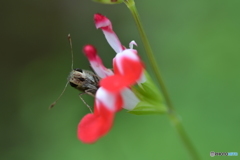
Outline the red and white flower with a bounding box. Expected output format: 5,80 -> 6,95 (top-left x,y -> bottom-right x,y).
77,13 -> 144,143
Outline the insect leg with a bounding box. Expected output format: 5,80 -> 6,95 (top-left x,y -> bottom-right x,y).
79,93 -> 93,113
85,88 -> 97,97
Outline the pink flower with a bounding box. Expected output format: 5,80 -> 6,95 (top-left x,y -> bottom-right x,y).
77,14 -> 144,143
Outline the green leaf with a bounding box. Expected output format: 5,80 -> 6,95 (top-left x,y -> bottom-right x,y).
141,83 -> 163,103
132,71 -> 164,104
128,106 -> 167,115
93,0 -> 124,4
128,101 -> 167,115
129,71 -> 167,115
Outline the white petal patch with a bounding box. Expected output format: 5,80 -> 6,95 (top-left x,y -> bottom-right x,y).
121,88 -> 140,110
95,18 -> 111,29
137,71 -> 146,84
103,30 -> 123,54
90,61 -> 113,78
96,87 -> 117,112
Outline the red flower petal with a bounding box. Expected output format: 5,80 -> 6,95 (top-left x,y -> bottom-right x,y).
115,92 -> 123,112
101,57 -> 144,92
100,75 -> 127,92
78,104 -> 115,144
113,58 -> 120,75
117,56 -> 144,78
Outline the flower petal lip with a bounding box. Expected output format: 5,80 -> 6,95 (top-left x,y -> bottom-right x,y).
94,13 -> 124,53
78,87 -> 123,143
78,103 -> 115,144
83,45 -> 113,78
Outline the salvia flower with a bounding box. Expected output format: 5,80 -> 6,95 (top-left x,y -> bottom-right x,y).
77,13 -> 144,143
78,13 -> 165,144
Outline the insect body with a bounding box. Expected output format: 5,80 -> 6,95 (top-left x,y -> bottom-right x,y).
68,68 -> 100,97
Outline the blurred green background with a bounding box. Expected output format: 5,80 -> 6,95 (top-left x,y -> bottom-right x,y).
1,0 -> 240,159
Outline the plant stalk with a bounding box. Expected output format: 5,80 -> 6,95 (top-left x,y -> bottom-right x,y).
124,0 -> 200,159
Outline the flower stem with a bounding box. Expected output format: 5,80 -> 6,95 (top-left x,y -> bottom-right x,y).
169,112 -> 201,160
124,0 -> 173,112
124,0 -> 200,159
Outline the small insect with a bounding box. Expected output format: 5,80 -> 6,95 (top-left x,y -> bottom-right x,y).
49,34 -> 99,112
68,68 -> 100,97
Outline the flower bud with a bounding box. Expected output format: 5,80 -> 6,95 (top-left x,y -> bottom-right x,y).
93,0 -> 124,4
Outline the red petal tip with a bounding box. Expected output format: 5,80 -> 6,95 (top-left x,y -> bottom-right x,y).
94,13 -> 111,29
83,45 -> 97,60
94,13 -> 105,22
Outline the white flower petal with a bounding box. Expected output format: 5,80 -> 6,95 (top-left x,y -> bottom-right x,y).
96,87 -> 117,112
102,30 -> 123,53
90,61 -> 113,78
137,72 -> 146,84
121,88 -> 140,110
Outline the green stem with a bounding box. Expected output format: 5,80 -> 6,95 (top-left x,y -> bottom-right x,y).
169,112 -> 201,160
124,0 -> 200,159
125,0 -> 174,112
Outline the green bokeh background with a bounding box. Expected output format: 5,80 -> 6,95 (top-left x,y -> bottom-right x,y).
1,0 -> 240,159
